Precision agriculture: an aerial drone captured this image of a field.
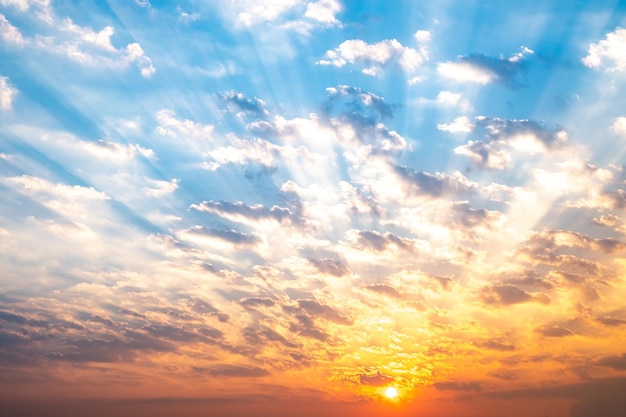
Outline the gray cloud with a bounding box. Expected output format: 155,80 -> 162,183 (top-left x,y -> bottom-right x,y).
190,200 -> 298,224
536,325 -> 575,337
595,353 -> 626,370
239,297 -> 275,309
308,257 -> 350,277
433,380 -> 482,392
361,283 -> 403,299
358,370 -> 395,386
392,165 -> 475,197
480,283 -> 549,306
219,91 -> 268,117
193,364 -> 271,378
185,226 -> 260,245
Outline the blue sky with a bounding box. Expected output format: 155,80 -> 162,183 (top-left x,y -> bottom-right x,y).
2,1 -> 626,416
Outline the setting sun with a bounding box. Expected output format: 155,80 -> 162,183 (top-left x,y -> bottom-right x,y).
385,387 -> 399,399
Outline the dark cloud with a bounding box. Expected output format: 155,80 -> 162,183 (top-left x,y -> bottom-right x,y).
324,85 -> 394,126
190,200 -> 298,224
239,297 -> 275,309
355,230 -> 417,253
458,53 -> 528,88
596,316 -> 626,326
433,380 -> 482,392
308,258 -> 350,277
219,91 -> 267,117
0,311 -> 49,328
358,370 -> 394,386
480,283 -> 548,306
486,376 -> 626,417
243,326 -> 297,348
288,314 -> 329,342
185,226 -> 259,245
296,299 -> 352,325
392,164 -> 475,197
488,369 -> 516,381
186,297 -> 229,322
361,283 -> 403,299
536,325 -> 575,337
475,117 -> 566,148
595,353 -> 626,370
475,338 -> 516,351
502,270 -> 553,290
193,364 -> 270,378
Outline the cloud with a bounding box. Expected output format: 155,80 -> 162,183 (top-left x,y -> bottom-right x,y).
183,226 -> 260,246
613,117 -> 626,135
392,165 -> 476,197
0,14 -> 25,46
318,38 -> 427,76
595,353 -> 626,370
305,0 -> 342,25
219,91 -> 268,117
454,116 -> 567,169
582,28 -> 626,72
239,297 -> 276,309
295,299 -> 352,325
1,4 -> 155,77
308,257 -> 350,277
480,283 -> 549,306
433,381 -> 482,392
437,116 -> 474,134
536,325 -> 575,337
190,200 -> 299,225
361,284 -> 403,299
155,109 -> 215,140
438,46 -> 533,87
359,370 -> 394,386
0,76 -> 17,110
596,316 -> 626,327
194,364 -> 271,377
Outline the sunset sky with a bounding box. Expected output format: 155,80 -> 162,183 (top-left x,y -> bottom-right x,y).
1,1 -> 626,416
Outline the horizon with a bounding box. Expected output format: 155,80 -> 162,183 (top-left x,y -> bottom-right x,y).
1,1 -> 626,416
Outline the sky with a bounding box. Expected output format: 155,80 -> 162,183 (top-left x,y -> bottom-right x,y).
1,0 -> 626,416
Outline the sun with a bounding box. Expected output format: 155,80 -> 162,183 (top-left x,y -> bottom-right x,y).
384,386 -> 398,399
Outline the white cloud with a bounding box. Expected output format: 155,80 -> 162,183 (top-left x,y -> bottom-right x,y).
437,61 -> 495,84
318,38 -> 427,76
0,76 -> 17,110
0,0 -> 50,11
438,116 -> 474,134
305,0 -> 342,25
438,46 -> 533,86
414,30 -> 431,43
229,0 -> 301,27
155,109 -> 214,141
613,117 -> 626,135
582,28 -> 626,72
0,13 -> 25,46
2,6 -> 155,77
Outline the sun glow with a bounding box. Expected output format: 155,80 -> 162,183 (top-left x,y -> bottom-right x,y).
385,386 -> 399,399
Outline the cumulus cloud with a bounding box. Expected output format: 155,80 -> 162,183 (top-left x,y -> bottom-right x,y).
0,76 -> 17,110
0,13 -> 25,46
582,28 -> 626,72
613,117 -> 626,135
480,283 -> 549,306
392,165 -> 477,197
1,4 -> 155,77
318,37 -> 427,76
433,381 -> 482,392
359,370 -> 395,386
438,46 -> 533,87
454,116 -> 568,170
437,116 -> 474,134
305,0 -> 342,25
